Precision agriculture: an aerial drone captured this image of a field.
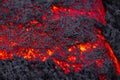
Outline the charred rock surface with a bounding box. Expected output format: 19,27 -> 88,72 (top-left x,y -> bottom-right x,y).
0,0 -> 120,80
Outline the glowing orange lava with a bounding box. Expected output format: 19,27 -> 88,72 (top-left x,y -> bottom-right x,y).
0,1 -> 120,79
105,43 -> 120,74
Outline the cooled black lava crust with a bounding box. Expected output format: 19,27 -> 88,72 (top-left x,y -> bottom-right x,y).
0,0 -> 120,80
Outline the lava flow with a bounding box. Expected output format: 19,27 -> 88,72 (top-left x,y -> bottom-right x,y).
0,0 -> 120,79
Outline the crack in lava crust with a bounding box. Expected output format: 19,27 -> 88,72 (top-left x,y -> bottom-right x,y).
0,0 -> 120,78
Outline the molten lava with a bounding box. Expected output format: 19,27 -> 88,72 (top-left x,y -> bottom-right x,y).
0,0 -> 120,79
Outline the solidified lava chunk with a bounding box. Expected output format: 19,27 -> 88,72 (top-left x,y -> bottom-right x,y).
0,0 -> 120,80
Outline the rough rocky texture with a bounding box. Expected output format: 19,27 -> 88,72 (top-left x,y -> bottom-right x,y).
0,0 -> 120,80
102,0 -> 120,60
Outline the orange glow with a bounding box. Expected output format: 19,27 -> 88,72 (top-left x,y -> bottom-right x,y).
67,55 -> 76,63
47,49 -> 54,56
51,5 -> 59,13
30,20 -> 38,25
15,48 -> 54,61
23,48 -> 36,59
0,50 -> 13,60
51,4 -> 106,25
52,57 -> 71,74
0,31 -> 119,74
0,1 -> 119,78
78,43 -> 91,52
26,28 -> 29,32
68,46 -> 76,52
105,42 -> 120,74
10,42 -> 17,47
97,34 -> 105,40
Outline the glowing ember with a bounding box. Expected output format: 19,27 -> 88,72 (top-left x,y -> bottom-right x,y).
105,43 -> 120,74
0,0 -> 120,79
